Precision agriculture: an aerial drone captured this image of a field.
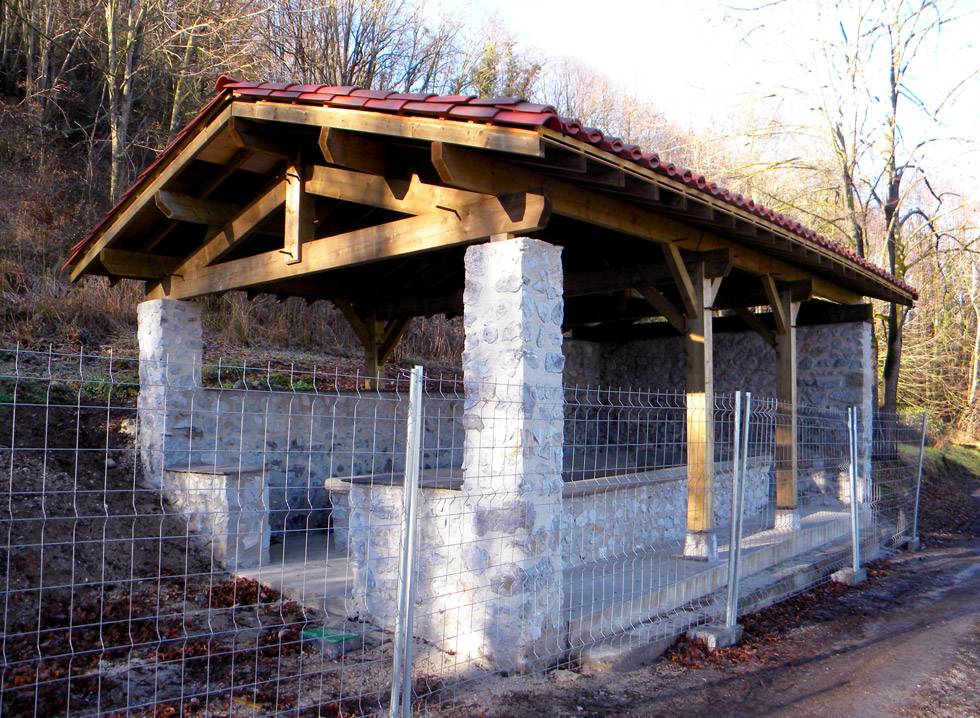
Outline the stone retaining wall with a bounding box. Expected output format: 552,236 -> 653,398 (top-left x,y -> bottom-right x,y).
562,456 -> 772,568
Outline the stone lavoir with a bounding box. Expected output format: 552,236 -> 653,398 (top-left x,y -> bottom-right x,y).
66,79 -> 914,678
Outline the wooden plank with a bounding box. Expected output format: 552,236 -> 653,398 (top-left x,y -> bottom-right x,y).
70,105 -> 233,281
636,286 -> 685,333
775,288 -> 798,512
147,192 -> 550,300
318,127 -> 387,175
154,190 -> 239,225
183,178 -> 287,270
232,101 -> 545,157
431,142 -> 892,306
98,249 -> 182,279
306,165 -> 489,215
283,162 -> 312,264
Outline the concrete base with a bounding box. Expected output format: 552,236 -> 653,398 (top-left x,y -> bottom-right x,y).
830,566 -> 867,586
687,623 -> 744,651
902,536 -> 921,552
774,508 -> 801,531
683,530 -> 718,561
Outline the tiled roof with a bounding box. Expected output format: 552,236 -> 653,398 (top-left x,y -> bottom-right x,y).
66,75 -> 916,300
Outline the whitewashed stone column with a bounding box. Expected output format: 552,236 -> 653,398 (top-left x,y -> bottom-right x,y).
136,299 -> 203,487
459,237 -> 566,672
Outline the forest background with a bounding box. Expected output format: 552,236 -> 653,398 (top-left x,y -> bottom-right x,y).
0,0 -> 977,436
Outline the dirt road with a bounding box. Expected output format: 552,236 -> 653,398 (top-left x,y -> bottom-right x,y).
454,527 -> 979,718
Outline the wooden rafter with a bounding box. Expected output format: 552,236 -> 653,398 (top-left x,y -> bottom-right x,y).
662,243 -> 698,317
70,105 -> 234,281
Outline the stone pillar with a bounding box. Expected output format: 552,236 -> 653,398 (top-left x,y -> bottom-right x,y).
136,299 -> 203,487
459,237 -> 566,672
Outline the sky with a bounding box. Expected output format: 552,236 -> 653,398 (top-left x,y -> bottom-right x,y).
434,0 -> 980,195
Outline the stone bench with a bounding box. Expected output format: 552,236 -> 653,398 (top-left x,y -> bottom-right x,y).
163,465 -> 270,570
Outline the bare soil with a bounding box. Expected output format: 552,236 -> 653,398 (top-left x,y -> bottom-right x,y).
0,392 -> 394,717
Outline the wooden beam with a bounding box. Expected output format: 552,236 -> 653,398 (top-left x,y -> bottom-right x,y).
147,192 -> 550,300
98,249 -> 181,279
70,105 -> 234,281
733,307 -> 776,347
180,177 -> 288,271
762,275 -> 788,335
283,162 -> 312,264
318,127 -> 387,175
663,243 -> 698,317
306,165 -> 489,215
636,286 -> 685,333
564,249 -> 732,298
228,119 -> 292,157
233,101 -> 545,157
153,190 -> 239,226
430,142 -> 896,306
378,317 -> 411,363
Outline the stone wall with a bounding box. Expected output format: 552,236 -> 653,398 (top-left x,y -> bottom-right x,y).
564,321 -> 875,481
561,457 -> 772,568
152,388 -> 462,536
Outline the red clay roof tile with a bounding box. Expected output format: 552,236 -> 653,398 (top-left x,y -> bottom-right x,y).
63,75 -> 918,299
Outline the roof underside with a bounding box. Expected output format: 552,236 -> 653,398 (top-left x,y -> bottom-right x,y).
65,79 -> 916,330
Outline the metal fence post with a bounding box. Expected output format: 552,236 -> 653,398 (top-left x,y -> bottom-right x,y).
390,365 -> 424,718
847,406 -> 861,572
725,392 -> 751,629
910,411 -> 928,546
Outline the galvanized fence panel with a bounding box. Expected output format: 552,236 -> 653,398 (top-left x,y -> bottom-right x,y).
0,346 -> 927,716
0,347 -> 413,717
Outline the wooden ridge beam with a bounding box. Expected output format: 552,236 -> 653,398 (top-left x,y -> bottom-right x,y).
147,192 -> 550,300
232,101 -> 545,157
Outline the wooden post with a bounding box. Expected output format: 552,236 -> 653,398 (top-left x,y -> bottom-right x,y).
668,253 -> 722,561
334,299 -> 410,388
283,160 -> 312,265
774,288 -> 800,528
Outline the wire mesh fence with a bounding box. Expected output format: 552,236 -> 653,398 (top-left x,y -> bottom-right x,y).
0,347 -> 926,716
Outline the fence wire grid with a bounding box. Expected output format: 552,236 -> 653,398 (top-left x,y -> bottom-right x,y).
0,347 -> 926,716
